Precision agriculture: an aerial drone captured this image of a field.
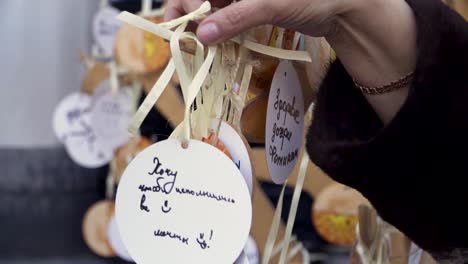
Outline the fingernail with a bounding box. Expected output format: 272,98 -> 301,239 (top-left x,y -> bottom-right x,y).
197,23 -> 219,44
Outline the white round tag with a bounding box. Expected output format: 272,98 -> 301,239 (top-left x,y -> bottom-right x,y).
53,92 -> 112,168
209,120 -> 253,196
91,81 -> 133,153
265,60 -> 304,184
92,6 -> 122,57
107,216 -> 133,262
53,92 -> 92,143
116,139 -> 252,264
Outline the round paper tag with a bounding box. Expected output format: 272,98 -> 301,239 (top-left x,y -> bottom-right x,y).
265,60 -> 304,184
116,139 -> 252,264
92,6 -> 122,57
91,81 -> 133,153
53,92 -> 112,168
107,216 -> 133,262
53,92 -> 92,143
209,120 -> 253,196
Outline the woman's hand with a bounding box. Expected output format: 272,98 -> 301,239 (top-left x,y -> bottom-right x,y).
165,0 -> 418,124
164,0 -> 349,44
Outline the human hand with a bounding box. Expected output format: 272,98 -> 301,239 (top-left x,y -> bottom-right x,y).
164,0 -> 349,45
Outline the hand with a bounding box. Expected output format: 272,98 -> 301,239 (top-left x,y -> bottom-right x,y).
164,0 -> 348,45
164,0 -> 417,124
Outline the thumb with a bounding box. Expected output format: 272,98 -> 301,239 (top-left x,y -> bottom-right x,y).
196,0 -> 272,45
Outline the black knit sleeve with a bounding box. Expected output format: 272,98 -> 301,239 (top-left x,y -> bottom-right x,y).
306,0 -> 468,253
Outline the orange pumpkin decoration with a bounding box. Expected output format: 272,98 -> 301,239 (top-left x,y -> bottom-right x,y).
114,17 -> 170,74
312,183 -> 371,246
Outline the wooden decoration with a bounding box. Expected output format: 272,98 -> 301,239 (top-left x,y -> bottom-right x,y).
81,61 -> 110,95
312,183 -> 371,246
82,200 -> 116,257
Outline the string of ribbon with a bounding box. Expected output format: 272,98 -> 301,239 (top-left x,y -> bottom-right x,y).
355,210 -> 396,264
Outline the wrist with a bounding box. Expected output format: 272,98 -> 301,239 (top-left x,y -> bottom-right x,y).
325,0 -> 417,86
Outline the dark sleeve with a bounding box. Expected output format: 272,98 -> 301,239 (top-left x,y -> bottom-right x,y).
306,0 -> 468,253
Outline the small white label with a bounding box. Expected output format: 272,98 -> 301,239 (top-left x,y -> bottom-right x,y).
53,92 -> 111,168
93,7 -> 122,57
116,139 -> 252,264
209,120 -> 253,196
53,92 -> 92,143
91,81 -> 133,154
107,216 -> 133,262
265,61 -> 304,184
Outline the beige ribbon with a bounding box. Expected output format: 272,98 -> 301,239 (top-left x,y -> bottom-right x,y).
262,152 -> 309,264
355,213 -> 395,264
278,153 -> 309,263
109,60 -> 119,94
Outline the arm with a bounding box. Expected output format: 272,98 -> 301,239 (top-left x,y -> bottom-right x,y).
326,0 -> 417,123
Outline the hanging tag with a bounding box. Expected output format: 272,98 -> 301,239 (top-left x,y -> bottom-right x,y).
265,61 -> 304,184
91,80 -> 133,153
53,92 -> 92,143
53,92 -> 112,168
107,216 -> 133,262
170,119 -> 254,197
92,6 -> 122,58
209,120 -> 254,196
115,139 -> 252,264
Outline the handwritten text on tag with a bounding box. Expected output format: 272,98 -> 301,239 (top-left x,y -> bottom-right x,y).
116,139 -> 252,264
265,61 -> 304,184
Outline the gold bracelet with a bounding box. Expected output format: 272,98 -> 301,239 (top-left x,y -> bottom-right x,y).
354,72 -> 414,95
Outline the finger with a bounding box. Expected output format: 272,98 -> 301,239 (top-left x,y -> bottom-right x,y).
165,0 -> 206,21
164,0 -> 183,21
196,0 -> 273,45
164,0 -> 231,22
182,0 -> 206,16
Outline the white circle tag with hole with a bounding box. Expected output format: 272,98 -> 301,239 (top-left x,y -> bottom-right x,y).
93,6 -> 122,57
91,81 -> 133,153
53,92 -> 92,143
53,92 -> 112,168
265,60 -> 304,184
116,139 -> 252,264
107,216 -> 133,262
209,120 -> 253,197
